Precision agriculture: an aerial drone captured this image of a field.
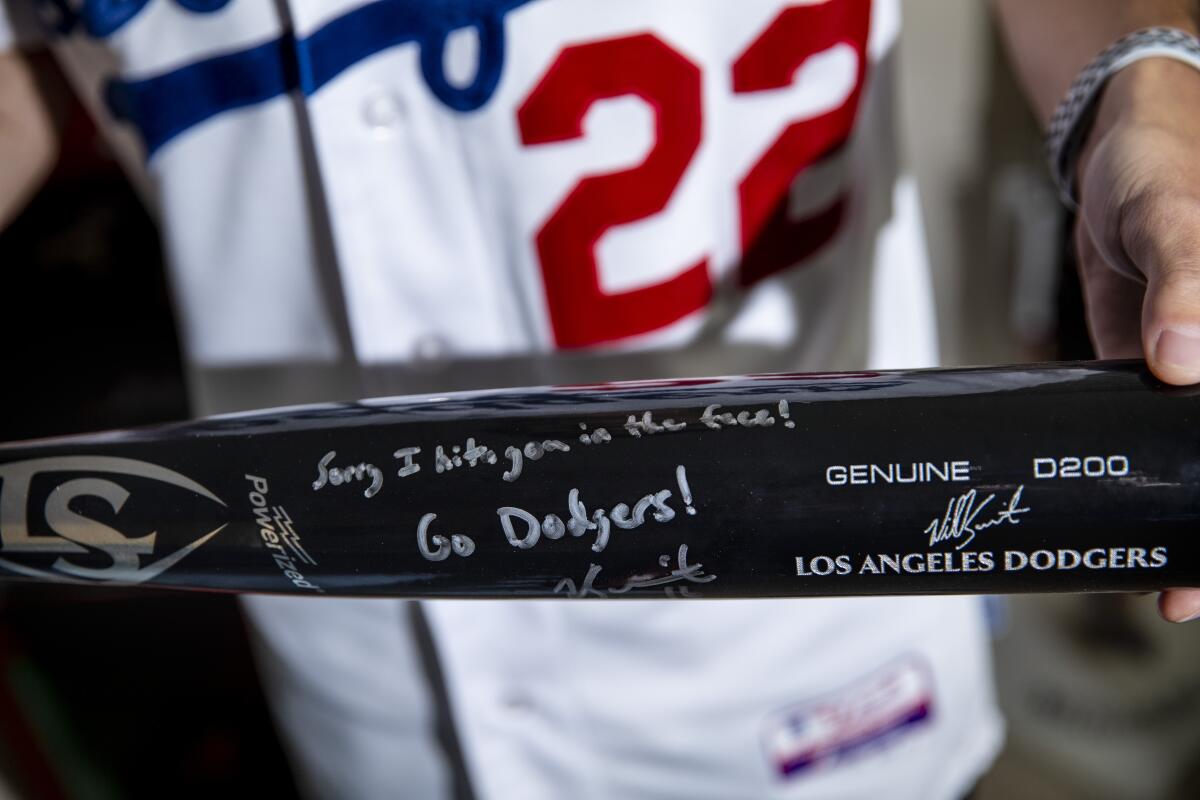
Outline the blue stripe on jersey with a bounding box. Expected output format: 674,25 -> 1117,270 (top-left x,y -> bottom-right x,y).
100,0 -> 533,156
35,0 -> 234,38
106,35 -> 298,156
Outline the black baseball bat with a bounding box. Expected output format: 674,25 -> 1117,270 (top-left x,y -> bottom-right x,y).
0,360 -> 1196,598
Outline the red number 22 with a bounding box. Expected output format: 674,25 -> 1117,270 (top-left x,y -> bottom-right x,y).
518,1 -> 870,349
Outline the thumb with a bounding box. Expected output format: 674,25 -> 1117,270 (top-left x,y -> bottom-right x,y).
1124,192 -> 1200,385
1071,59 -> 1200,385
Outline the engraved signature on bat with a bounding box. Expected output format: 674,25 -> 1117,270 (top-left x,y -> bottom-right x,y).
925,486 -> 1030,550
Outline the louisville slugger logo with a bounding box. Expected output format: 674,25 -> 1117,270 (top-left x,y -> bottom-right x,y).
0,456 -> 227,585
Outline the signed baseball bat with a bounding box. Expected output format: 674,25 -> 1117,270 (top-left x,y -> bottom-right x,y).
0,360 -> 1197,598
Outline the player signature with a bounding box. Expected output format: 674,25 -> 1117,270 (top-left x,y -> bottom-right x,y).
553,544 -> 717,598
925,485 -> 1030,550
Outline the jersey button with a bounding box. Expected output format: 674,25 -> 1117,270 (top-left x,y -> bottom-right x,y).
362,89 -> 405,136
499,688 -> 539,713
412,334 -> 451,367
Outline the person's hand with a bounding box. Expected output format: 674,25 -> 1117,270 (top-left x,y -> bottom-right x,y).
0,49 -> 64,230
1073,57 -> 1200,623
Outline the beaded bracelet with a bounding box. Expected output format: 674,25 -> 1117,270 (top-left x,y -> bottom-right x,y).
1046,27 -> 1200,209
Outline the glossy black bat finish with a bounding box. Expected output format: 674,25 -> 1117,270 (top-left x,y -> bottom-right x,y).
0,360 -> 1197,598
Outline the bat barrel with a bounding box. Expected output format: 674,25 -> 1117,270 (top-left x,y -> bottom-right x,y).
0,360 -> 1196,598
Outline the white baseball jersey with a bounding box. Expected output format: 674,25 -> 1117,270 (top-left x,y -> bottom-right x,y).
1,1 -> 1002,798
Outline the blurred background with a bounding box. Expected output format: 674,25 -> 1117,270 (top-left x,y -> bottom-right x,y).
0,2 -> 1198,798
0,56 -> 296,800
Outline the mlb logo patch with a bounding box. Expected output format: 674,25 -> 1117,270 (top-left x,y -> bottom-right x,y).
763,654 -> 934,779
